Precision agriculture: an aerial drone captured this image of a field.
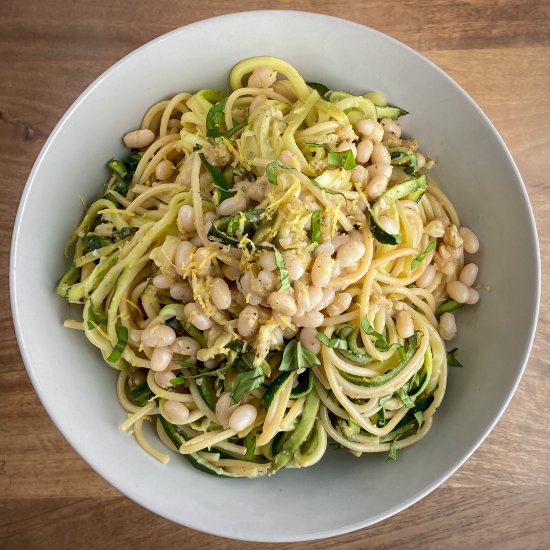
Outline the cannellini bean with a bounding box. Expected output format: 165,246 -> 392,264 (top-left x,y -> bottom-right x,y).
377,216 -> 399,235
259,251 -> 277,271
129,369 -> 147,388
141,324 -> 176,348
193,247 -> 211,276
178,205 -> 196,233
366,174 -> 389,202
371,143 -> 391,165
203,211 -> 216,233
446,280 -> 470,304
229,404 -> 258,432
299,327 -> 321,355
356,139 -> 374,164
150,346 -> 173,371
326,292 -> 352,316
279,149 -> 296,165
184,302 -> 212,330
439,312 -> 457,341
246,177 -> 269,202
349,230 -> 363,243
336,241 -> 366,269
314,242 -> 335,257
459,227 -> 479,253
395,310 -> 414,338
311,252 -> 334,287
380,117 -> 402,138
248,67 -> 277,88
295,283 -> 324,313
190,235 -> 203,247
152,273 -> 174,289
156,159 -> 175,181
163,400 -> 190,424
367,163 -> 392,180
267,291 -> 297,316
174,241 -> 196,273
238,305 -> 260,337
154,369 -> 175,388
337,141 -> 357,157
424,219 -> 446,239
218,195 -> 247,216
416,265 -> 436,288
123,128 -> 155,149
351,164 -> 367,184
319,287 -> 336,310
210,278 -> 232,310
222,264 -> 241,281
170,281 -> 193,302
170,337 -> 201,356
332,234 -> 351,251
416,152 -> 426,169
459,263 -> 479,287
249,94 -> 267,112
356,119 -> 376,138
257,270 -> 277,293
292,311 -> 324,328
215,392 -> 237,427
466,288 -> 480,305
282,250 -> 306,281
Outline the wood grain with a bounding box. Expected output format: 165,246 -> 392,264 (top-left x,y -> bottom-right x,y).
1,1 -> 550,548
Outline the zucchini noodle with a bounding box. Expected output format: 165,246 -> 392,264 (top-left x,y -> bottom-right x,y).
57,57 -> 480,478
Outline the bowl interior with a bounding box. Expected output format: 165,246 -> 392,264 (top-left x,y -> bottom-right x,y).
10,11 -> 539,542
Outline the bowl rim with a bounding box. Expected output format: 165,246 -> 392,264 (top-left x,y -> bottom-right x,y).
9,9 -> 541,542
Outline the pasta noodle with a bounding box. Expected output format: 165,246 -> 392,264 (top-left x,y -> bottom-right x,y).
56,57 -> 480,477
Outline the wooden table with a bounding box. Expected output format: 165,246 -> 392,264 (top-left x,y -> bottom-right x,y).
1,2 -> 549,548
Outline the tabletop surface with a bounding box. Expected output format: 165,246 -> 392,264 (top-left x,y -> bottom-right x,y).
1,1 -> 549,548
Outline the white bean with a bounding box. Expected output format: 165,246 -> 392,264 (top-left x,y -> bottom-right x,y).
248,67 -> 277,88
170,337 -> 201,356
371,143 -> 391,165
203,211 -> 216,233
238,305 -> 260,337
169,281 -> 194,302
299,327 -> 321,355
229,404 -> 258,432
282,250 -> 306,281
184,302 -> 212,330
466,288 -> 480,305
163,400 -> 190,424
217,195 -> 247,216
416,152 -> 426,169
257,270 -> 277,293
222,264 -> 241,281
356,119 -> 376,138
366,174 -> 389,202
193,247 -> 211,276
123,129 -> 155,149
332,234 -> 351,251
295,284 -> 324,313
459,263 -> 479,287
459,227 -> 480,254
395,310 -> 414,338
267,291 -> 297,316
337,141 -> 357,157
178,205 -> 196,233
377,216 -> 399,235
150,346 -> 173,371
356,139 -> 374,164
446,280 -> 470,304
215,392 -> 237,427
292,311 -> 324,328
258,251 -> 277,271
210,278 -> 232,310
439,312 -> 457,341
129,369 -> 146,388
319,287 -> 336,309
336,241 -> 366,269
416,265 -> 436,288
174,241 -> 196,273
351,164 -> 367,184
152,273 -> 174,289
279,149 -> 295,165
154,369 -> 175,388
380,117 -> 402,138
249,94 -> 267,112
367,163 -> 392,180
156,159 -> 175,181
311,252 -> 334,287
313,242 -> 335,257
326,292 -> 352,317
141,324 -> 176,348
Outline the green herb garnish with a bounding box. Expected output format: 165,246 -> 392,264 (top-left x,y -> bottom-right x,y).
107,325 -> 128,363
327,149 -> 356,170
231,367 -> 265,404
273,248 -> 290,290
311,210 -> 321,244
397,387 -> 415,408
411,241 -> 436,270
206,98 -> 228,138
199,152 -> 233,202
446,348 -> 464,368
306,81 -> 330,97
266,160 -> 294,184
280,339 -> 320,372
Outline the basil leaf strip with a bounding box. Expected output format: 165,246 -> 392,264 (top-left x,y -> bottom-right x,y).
397,387 -> 415,408
446,348 -> 464,368
327,149 -> 356,170
266,160 -> 294,184
231,367 -> 265,404
414,411 -> 424,432
206,98 -> 228,138
273,248 -> 290,290
306,81 -> 330,97
199,152 -> 232,202
435,299 -> 464,318
311,179 -> 348,200
311,210 -> 321,244
107,325 -> 128,363
87,305 -> 107,330
315,332 -> 349,350
280,340 -> 298,372
411,241 -> 436,270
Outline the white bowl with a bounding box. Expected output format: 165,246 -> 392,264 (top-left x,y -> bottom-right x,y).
10,11 -> 540,542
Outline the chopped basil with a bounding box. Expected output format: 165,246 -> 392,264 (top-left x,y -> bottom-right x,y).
84,234 -> 112,253
280,339 -> 320,372
231,366 -> 265,404
306,81 -> 330,97
361,316 -> 390,351
410,241 -> 436,270
273,248 -> 290,290
87,305 -> 107,330
107,159 -> 127,179
208,209 -> 265,249
446,348 -> 464,368
206,98 -> 228,138
311,179 -> 348,200
388,438 -> 398,461
397,387 -> 415,408
266,160 -> 294,184
107,325 -> 128,363
378,395 -> 392,406
377,407 -> 386,427
112,226 -> 139,241
130,381 -> 153,406
311,210 -> 321,244
435,299 -> 464,318
169,376 -> 187,386
327,149 -> 356,170
199,152 -> 233,202
223,118 -> 248,139
414,410 -> 424,431
315,332 -> 349,350
244,433 -> 256,459
329,442 -> 343,451
107,153 -> 141,197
